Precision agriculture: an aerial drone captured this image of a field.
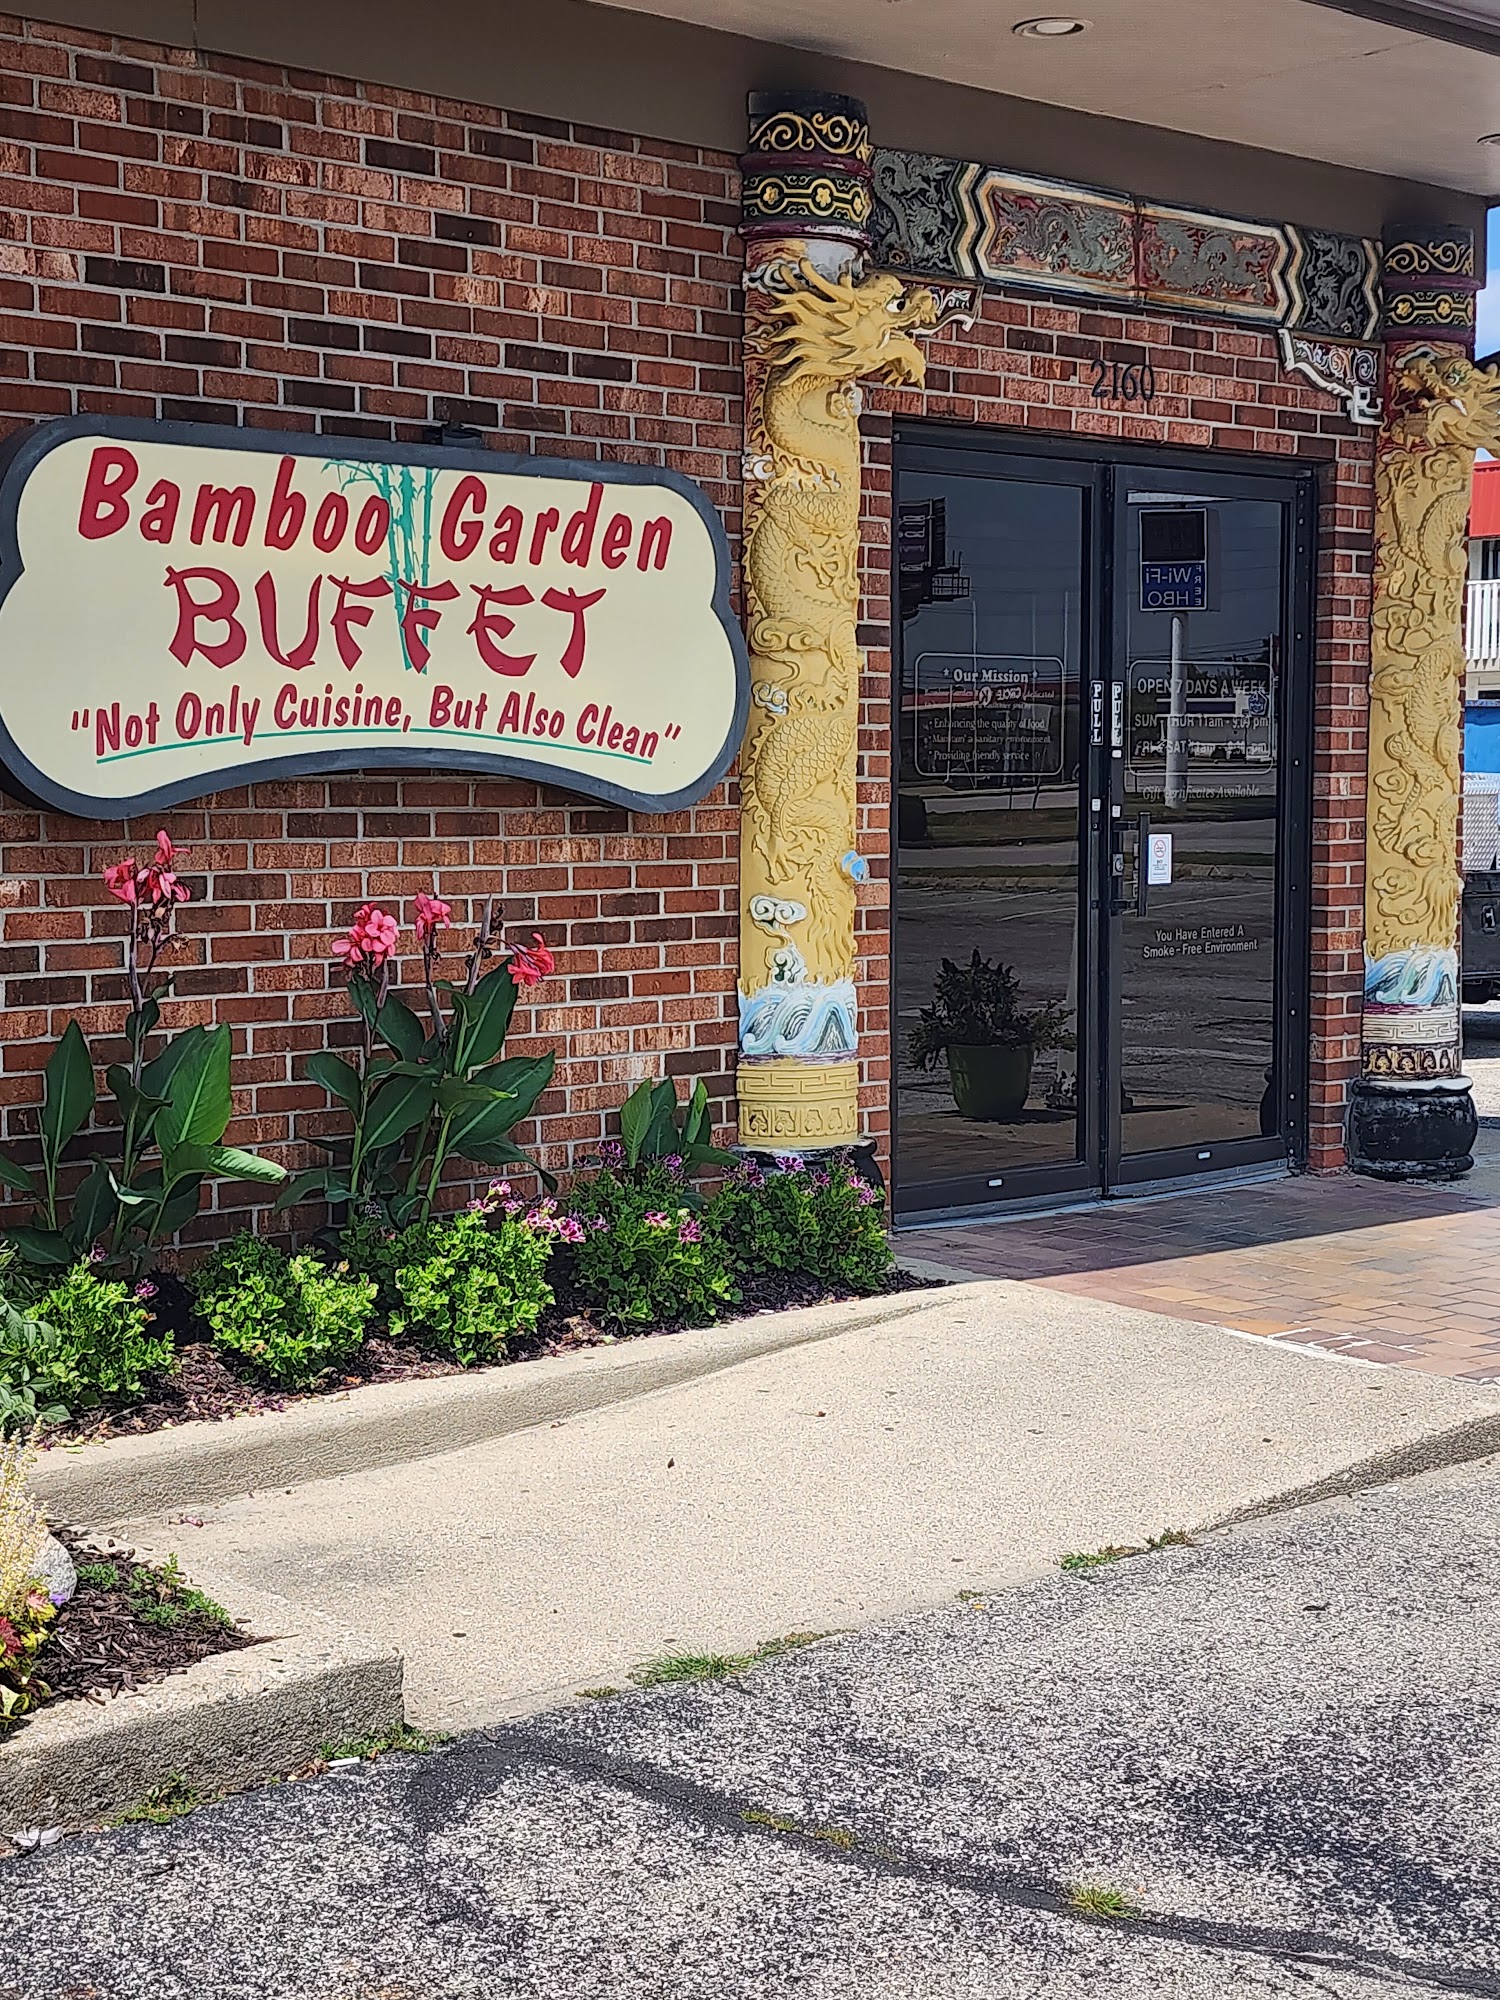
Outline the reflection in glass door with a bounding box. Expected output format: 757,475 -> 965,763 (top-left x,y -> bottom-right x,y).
1112,480 -> 1297,1183
894,453 -> 1094,1210
893,436 -> 1312,1219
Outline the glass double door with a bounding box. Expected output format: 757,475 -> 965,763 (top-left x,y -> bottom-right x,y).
893,436 -> 1313,1218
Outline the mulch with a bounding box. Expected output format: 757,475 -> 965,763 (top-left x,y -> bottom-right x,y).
41,1265 -> 939,1448
36,1534 -> 256,1707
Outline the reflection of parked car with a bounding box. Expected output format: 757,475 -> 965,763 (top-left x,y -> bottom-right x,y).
1464,703 -> 1500,1003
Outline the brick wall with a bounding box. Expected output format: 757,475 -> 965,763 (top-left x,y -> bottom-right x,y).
0,13 -> 745,1234
861,295 -> 1375,1174
0,12 -> 1373,1235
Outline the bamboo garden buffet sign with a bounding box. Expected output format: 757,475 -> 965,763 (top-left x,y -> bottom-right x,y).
0,419 -> 748,817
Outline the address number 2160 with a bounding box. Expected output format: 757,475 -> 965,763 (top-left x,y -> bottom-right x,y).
1088,357 -> 1157,405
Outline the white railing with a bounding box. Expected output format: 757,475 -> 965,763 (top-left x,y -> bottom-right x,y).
1467,579 -> 1500,665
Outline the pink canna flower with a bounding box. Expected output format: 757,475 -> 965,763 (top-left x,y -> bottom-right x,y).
102,859 -> 140,906
332,902 -> 401,971
414,891 -> 452,943
104,830 -> 191,914
504,931 -> 554,988
141,829 -> 190,909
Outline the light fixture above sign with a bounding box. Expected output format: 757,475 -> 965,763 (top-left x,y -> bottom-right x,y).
0,419 -> 749,819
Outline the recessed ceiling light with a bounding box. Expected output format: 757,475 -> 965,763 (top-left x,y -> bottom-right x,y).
1013,15 -> 1093,34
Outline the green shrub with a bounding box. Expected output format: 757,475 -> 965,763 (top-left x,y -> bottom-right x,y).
192,1237 -> 376,1389
32,1262 -> 173,1407
563,1163 -> 736,1330
388,1199 -> 555,1367
0,1304 -> 71,1436
706,1155 -> 893,1296
337,1209 -> 406,1315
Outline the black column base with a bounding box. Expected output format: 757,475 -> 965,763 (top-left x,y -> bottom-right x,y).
1347,1076 -> 1477,1181
736,1138 -> 885,1192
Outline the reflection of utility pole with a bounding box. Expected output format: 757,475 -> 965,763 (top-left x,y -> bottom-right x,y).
1165,612 -> 1189,807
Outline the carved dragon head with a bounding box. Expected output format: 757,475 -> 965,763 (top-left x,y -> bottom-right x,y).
1393,343 -> 1500,453
757,260 -> 938,389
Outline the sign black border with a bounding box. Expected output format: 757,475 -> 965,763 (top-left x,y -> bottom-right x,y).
0,416 -> 751,819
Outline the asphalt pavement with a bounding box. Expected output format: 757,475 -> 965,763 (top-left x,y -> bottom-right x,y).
5,1452 -> 1498,1999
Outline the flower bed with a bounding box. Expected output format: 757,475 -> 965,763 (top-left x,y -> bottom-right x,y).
28,1536 -> 255,1708
24,1155 -> 920,1449
0,838 -> 914,1449
2,1437 -> 252,1736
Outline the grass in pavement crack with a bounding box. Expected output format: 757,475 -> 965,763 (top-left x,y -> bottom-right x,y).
626,1631 -> 830,1688
1059,1529 -> 1193,1572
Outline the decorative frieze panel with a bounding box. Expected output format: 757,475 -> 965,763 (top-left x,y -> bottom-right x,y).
870,149 -> 1380,342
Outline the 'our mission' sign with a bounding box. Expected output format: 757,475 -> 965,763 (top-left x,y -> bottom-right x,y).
0,419 -> 749,816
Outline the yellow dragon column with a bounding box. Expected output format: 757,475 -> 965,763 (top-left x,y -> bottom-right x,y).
1349,224 -> 1500,1178
735,91 -> 937,1156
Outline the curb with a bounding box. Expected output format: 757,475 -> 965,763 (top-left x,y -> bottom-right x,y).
32,1292 -> 938,1525
1210,1408 -> 1500,1527
0,1580 -> 403,1831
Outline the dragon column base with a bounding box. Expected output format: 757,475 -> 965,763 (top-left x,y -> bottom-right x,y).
1347,1075 -> 1476,1181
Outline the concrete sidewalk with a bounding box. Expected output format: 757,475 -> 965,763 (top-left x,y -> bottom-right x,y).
103,1280 -> 1500,1730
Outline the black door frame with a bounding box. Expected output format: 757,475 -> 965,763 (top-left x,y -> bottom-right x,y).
890,424 -> 1317,1222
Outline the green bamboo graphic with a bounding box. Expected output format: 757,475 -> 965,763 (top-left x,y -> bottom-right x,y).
329,460 -> 440,672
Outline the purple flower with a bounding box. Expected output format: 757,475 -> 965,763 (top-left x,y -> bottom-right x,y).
600,1138 -> 625,1167
466,1197 -> 487,1213
590,1215 -> 609,1232
855,1183 -> 883,1207
663,1153 -> 684,1174
558,1216 -> 585,1244
677,1216 -> 702,1244
643,1210 -> 669,1228
504,1199 -> 523,1217
773,1153 -> 805,1175
133,1278 -> 157,1299
87,1243 -> 108,1264
488,1179 -> 512,1198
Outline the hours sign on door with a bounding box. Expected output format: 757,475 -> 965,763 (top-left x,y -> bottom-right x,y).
0,419 -> 748,816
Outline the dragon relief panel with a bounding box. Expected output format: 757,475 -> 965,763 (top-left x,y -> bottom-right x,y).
1364,344 -> 1500,1075
738,256 -> 936,1091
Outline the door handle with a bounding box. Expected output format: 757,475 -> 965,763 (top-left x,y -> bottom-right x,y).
1135,811 -> 1151,918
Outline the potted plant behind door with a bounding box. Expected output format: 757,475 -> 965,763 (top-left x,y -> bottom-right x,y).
907,951 -> 1075,1121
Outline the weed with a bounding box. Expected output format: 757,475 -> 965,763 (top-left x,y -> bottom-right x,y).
1066,1882 -> 1142,1922
576,1686 -> 620,1701
1059,1546 -> 1137,1572
110,1776 -> 202,1827
127,1555 -> 232,1632
74,1561 -> 120,1590
320,1722 -> 445,1763
740,1806 -> 859,1852
1060,1530 -> 1193,1573
629,1651 -> 737,1687
628,1631 -> 827,1689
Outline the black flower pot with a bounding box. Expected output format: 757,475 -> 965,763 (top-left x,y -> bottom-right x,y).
945,1043 -> 1033,1120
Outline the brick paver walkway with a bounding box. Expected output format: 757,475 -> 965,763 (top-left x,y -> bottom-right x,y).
905,1169 -> 1500,1382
